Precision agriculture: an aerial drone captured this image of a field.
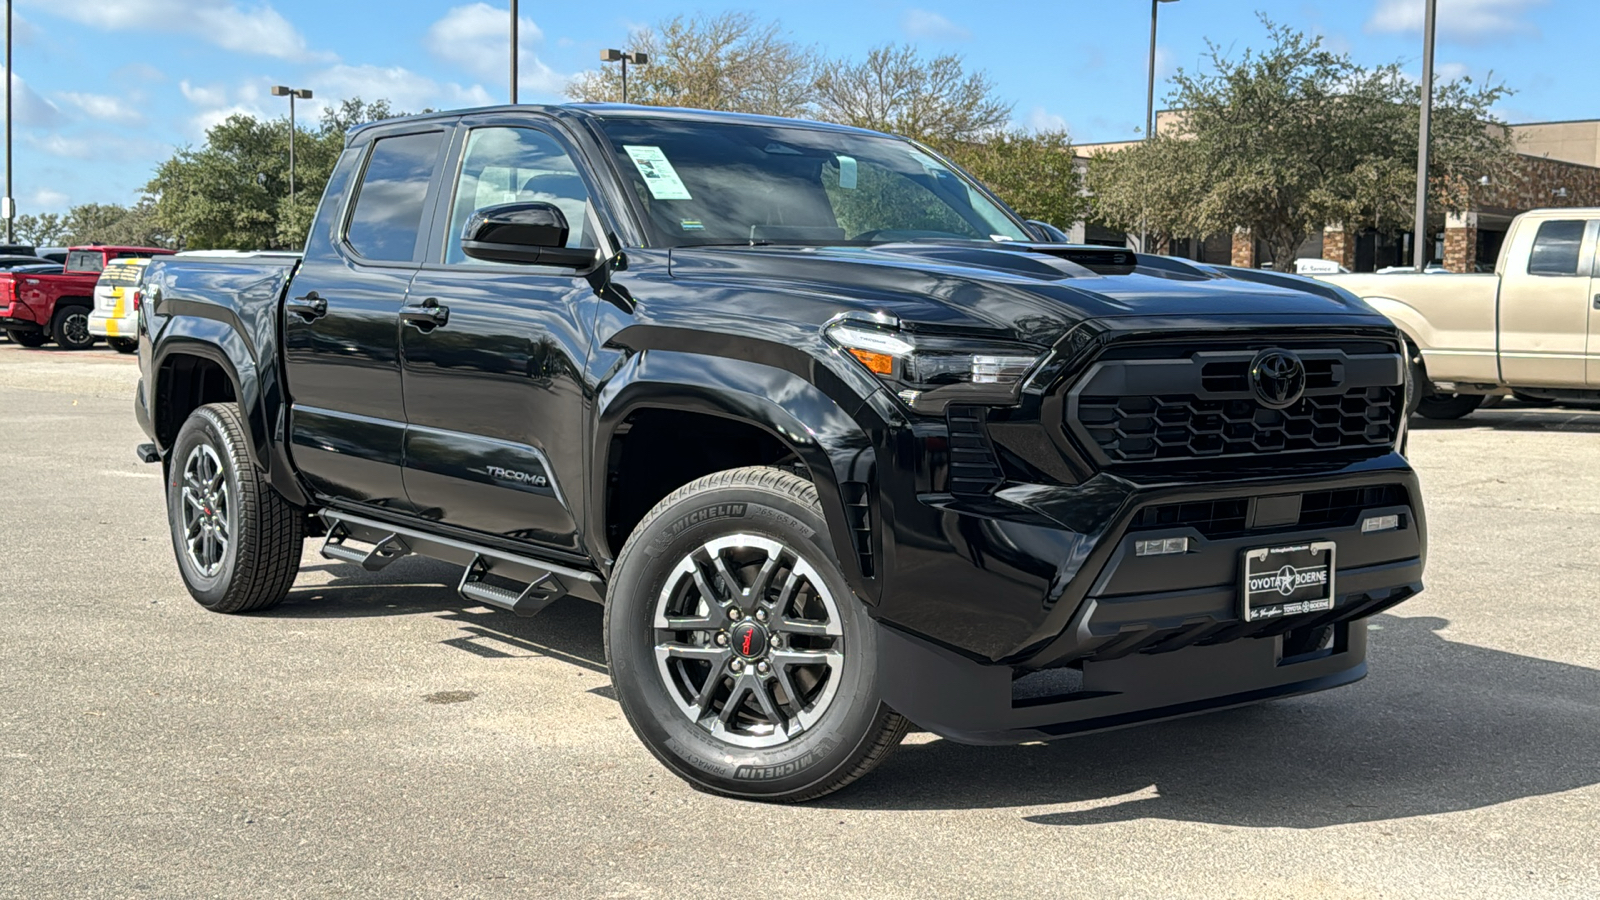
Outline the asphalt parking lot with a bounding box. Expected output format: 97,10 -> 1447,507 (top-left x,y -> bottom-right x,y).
2,340 -> 1598,899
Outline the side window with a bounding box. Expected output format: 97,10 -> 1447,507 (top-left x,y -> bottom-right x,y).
346,132 -> 443,262
445,127 -> 594,265
1527,219 -> 1585,276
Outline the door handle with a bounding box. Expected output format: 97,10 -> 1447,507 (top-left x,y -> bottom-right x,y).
399,298 -> 449,329
286,292 -> 327,321
1593,294 -> 1599,310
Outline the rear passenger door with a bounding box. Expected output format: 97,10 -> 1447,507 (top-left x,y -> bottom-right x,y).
1500,217 -> 1598,387
398,120 -> 605,557
282,125 -> 449,508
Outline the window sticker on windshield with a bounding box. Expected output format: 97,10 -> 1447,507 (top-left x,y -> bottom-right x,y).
624,145 -> 692,200
679,219 -> 705,231
837,155 -> 858,190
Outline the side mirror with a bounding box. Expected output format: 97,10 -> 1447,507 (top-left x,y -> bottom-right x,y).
460,202 -> 598,268
1024,219 -> 1069,243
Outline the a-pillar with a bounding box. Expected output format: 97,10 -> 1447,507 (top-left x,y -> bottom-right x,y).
1230,228 -> 1255,268
1322,224 -> 1355,270
1443,212 -> 1478,273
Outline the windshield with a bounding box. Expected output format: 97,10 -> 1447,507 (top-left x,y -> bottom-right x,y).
594,116 -> 1029,248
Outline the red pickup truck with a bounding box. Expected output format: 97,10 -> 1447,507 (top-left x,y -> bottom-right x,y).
1,245 -> 173,349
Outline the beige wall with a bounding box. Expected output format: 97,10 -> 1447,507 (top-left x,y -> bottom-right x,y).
1511,121 -> 1600,168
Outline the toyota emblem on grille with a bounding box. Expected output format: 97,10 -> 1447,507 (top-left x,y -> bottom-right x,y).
1250,349 -> 1307,409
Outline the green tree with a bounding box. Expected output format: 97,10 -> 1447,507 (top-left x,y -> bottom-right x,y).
1087,16 -> 1515,266
566,12 -> 818,117
941,130 -> 1087,229
146,98 -> 400,251
1085,135 -> 1210,251
12,212 -> 68,246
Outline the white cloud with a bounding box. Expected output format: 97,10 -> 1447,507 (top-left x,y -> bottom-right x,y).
426,3 -> 566,98
901,9 -> 971,41
303,64 -> 495,115
21,0 -> 333,62
24,187 -> 70,213
57,92 -> 146,126
180,81 -> 230,109
3,71 -> 64,127
1021,107 -> 1070,134
1366,0 -> 1545,42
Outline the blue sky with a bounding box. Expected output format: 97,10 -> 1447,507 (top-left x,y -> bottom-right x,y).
6,0 -> 1595,215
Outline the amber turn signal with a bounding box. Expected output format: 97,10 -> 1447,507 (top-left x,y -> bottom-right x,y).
848,348 -> 894,375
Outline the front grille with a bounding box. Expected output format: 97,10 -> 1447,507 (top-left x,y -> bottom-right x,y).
1066,345 -> 1404,465
1130,484 -> 1410,540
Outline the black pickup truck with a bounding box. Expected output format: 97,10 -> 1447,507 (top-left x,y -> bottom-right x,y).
135,104 -> 1426,801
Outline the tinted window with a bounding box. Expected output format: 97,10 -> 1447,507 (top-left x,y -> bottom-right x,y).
445,128 -> 595,265
594,117 -> 1028,248
66,250 -> 106,273
1527,219 -> 1586,275
346,132 -> 442,262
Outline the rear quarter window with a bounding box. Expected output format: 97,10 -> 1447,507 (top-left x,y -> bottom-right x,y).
66,250 -> 106,274
1526,220 -> 1586,275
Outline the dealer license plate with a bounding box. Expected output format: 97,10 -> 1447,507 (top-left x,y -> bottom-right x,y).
1241,541 -> 1336,622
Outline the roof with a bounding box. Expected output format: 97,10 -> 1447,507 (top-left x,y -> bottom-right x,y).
67,245 -> 175,254
349,103 -> 891,140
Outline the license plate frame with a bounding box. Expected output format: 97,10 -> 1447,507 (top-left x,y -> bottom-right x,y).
1241,541 -> 1336,623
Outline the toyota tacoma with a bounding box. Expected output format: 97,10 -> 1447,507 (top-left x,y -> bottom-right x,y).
135,105 -> 1426,801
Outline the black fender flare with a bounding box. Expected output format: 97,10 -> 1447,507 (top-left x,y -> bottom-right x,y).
590,348 -> 886,603
147,278 -> 308,507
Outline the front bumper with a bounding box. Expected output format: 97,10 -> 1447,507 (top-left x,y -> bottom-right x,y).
873,454 -> 1424,743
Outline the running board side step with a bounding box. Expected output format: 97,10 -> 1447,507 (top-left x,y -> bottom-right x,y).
315,509 -> 606,613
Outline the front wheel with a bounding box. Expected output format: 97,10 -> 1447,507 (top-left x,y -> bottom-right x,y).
51,305 -> 96,350
166,403 -> 304,613
1416,393 -> 1483,420
606,467 -> 909,802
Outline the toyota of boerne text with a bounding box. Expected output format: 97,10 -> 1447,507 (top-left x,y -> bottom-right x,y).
132,104 -> 1426,801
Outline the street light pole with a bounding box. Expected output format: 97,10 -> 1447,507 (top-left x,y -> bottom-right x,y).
1413,0 -> 1437,272
509,0 -> 518,104
270,86 -> 313,207
1143,0 -> 1178,254
601,49 -> 649,104
5,0 -> 13,245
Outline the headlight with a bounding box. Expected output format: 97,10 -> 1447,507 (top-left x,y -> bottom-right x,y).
825,315 -> 1044,413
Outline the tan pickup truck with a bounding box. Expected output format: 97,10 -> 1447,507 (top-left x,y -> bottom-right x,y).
1318,207 -> 1600,419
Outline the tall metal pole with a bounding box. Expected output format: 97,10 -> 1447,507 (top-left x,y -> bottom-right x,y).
621,57 -> 629,104
5,0 -> 13,245
1413,0 -> 1437,272
509,0 -> 518,104
288,93 -> 296,207
1141,0 -> 1160,253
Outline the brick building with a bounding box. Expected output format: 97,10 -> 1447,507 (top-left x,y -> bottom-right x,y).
1075,114 -> 1600,273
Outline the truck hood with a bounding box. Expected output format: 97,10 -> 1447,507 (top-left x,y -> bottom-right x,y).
668,243 -> 1379,347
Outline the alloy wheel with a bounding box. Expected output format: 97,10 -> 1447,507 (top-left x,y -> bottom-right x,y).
180,444 -> 232,577
61,311 -> 91,347
652,534 -> 844,749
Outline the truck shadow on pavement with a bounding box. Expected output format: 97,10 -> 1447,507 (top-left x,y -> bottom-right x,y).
1409,406 -> 1600,433
834,613 -> 1600,826
273,561 -> 1600,828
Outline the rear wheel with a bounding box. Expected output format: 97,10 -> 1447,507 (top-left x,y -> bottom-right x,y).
606,466 -> 909,802
108,337 -> 138,354
50,305 -> 95,350
5,329 -> 47,348
167,403 -> 304,613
